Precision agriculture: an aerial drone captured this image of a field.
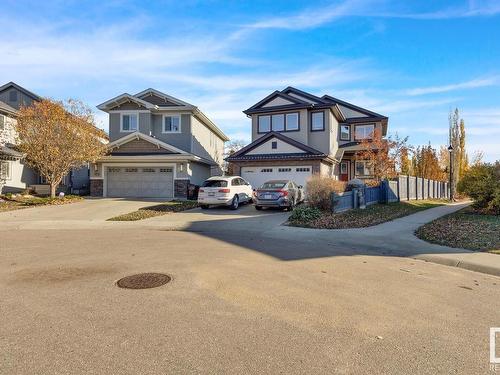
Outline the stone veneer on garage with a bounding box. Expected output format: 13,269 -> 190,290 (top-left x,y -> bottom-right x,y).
174,179 -> 189,199
90,180 -> 103,197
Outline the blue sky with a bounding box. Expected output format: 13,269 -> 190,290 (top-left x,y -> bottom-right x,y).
1,0 -> 499,161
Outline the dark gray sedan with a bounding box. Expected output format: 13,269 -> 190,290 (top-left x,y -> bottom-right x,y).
254,180 -> 304,210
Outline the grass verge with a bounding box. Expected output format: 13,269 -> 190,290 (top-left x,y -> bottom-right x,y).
0,195 -> 83,212
415,206 -> 500,253
107,200 -> 198,221
289,199 -> 446,229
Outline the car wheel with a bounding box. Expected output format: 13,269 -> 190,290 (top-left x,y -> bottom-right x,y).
255,205 -> 262,211
200,204 -> 209,209
230,195 -> 239,210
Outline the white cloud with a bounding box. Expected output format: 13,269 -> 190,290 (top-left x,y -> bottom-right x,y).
245,0 -> 500,31
405,77 -> 499,96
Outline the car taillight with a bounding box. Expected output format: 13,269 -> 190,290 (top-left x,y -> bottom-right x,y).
278,189 -> 288,197
218,188 -> 230,193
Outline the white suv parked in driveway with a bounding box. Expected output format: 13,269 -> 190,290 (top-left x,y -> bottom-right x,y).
198,176 -> 253,210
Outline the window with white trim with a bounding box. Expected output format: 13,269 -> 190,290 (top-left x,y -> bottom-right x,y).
340,125 -> 350,140
0,114 -> 4,130
108,167 -> 120,173
163,115 -> 181,133
278,168 -> 292,172
121,113 -> 138,132
340,162 -> 348,174
142,168 -> 156,173
355,124 -> 375,140
160,168 -> 173,173
125,168 -> 138,173
261,168 -> 273,172
0,161 -> 11,180
271,114 -> 285,131
355,161 -> 373,176
295,167 -> 310,172
285,113 -> 299,131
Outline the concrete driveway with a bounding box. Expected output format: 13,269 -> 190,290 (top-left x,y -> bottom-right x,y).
0,198 -> 287,230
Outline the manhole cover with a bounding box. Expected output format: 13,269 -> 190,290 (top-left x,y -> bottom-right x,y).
116,273 -> 171,289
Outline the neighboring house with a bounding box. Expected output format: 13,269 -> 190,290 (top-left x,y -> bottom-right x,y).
0,82 -> 91,194
226,87 -> 388,188
0,101 -> 38,193
91,88 -> 229,199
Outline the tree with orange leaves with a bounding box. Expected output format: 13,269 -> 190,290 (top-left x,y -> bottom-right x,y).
16,99 -> 107,197
355,128 -> 410,181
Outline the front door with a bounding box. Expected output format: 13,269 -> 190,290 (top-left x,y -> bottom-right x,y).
340,161 -> 349,181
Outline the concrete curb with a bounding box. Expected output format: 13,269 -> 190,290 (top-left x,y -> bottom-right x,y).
413,253 -> 500,277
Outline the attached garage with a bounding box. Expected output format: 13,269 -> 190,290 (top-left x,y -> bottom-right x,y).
106,166 -> 174,198
241,165 -> 312,189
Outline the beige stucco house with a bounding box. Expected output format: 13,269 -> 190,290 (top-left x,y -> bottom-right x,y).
226,87 -> 388,188
91,89 -> 229,199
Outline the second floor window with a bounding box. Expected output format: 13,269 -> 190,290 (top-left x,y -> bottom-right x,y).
9,90 -> 18,102
340,125 -> 350,140
258,115 -> 271,133
285,113 -> 299,131
311,111 -> 324,131
355,124 -> 375,140
121,113 -> 138,132
164,115 -> 181,133
271,114 -> 284,131
258,112 -> 300,133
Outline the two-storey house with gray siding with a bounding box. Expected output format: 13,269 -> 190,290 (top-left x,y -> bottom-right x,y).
226,87 -> 388,188
91,88 -> 229,198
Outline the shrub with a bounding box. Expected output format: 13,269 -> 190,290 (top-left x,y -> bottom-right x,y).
289,206 -> 322,223
306,176 -> 346,211
457,162 -> 500,214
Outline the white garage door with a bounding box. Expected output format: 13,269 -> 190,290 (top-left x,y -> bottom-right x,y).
107,167 -> 174,198
241,166 -> 312,190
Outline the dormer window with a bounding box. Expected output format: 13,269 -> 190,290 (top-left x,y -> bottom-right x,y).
311,111 -> 324,131
355,124 -> 375,140
121,113 -> 138,132
163,115 -> 181,133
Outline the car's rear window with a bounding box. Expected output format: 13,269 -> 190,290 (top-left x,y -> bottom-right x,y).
202,180 -> 228,187
261,182 -> 286,189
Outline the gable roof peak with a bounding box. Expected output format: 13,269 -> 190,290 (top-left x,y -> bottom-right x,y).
133,88 -> 193,107
0,81 -> 41,101
281,86 -> 328,104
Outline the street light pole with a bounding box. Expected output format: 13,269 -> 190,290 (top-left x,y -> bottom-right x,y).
448,145 -> 454,201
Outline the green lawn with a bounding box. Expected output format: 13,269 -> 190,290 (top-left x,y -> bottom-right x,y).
107,200 -> 199,221
289,199 -> 447,229
416,207 -> 500,253
0,195 -> 83,212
